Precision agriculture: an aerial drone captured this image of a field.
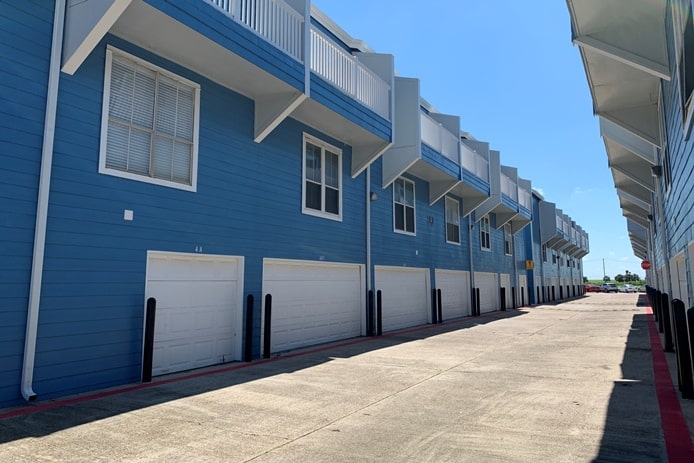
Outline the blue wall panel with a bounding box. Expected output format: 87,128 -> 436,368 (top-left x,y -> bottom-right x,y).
369,159 -> 471,288
661,6 -> 694,266
29,36 -> 369,400
0,0 -> 53,408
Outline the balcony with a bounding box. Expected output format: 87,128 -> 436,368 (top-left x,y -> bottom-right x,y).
292,11 -> 395,176
456,139 -> 491,217
473,161 -> 531,233
420,112 -> 459,163
539,202 -> 569,250
209,0 -> 304,62
62,1 -> 393,172
382,77 -> 492,208
63,0 -> 310,143
310,27 -> 390,120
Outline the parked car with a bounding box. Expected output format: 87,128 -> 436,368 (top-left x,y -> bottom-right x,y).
600,283 -> 618,293
585,284 -> 601,292
619,284 -> 638,293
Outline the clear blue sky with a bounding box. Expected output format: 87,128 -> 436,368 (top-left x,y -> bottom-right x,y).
314,0 -> 644,281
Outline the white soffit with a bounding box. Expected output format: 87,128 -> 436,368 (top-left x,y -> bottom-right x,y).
569,0 -> 668,147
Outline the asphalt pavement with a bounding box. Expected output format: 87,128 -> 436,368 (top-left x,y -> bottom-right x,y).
2,292 -> 694,462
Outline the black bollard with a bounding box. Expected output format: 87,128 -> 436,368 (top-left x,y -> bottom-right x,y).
672,299 -> 694,398
263,294 -> 272,359
432,288 -> 439,324
661,292 -> 674,352
437,288 -> 442,323
244,294 -> 254,362
367,290 -> 374,336
500,287 -> 506,311
376,290 -> 383,336
142,297 -> 156,383
686,307 -> 694,399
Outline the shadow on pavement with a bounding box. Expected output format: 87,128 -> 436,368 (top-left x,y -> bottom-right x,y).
0,309 -> 526,444
592,311 -> 664,462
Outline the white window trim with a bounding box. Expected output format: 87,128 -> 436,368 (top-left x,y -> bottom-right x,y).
393,177 -> 416,236
480,215 -> 491,252
504,223 -> 512,256
99,46 -> 200,192
301,133 -> 343,221
445,196 -> 461,245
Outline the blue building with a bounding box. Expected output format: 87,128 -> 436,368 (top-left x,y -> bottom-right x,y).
0,0 -> 588,408
567,0 -> 693,305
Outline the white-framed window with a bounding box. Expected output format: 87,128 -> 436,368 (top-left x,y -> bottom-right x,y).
302,133 -> 342,221
504,223 -> 512,255
393,177 -> 415,234
542,244 -> 547,263
445,196 -> 460,244
99,47 -> 200,191
672,0 -> 694,137
480,215 -> 491,251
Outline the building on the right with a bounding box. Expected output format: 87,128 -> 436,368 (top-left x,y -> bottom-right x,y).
566,0 -> 694,305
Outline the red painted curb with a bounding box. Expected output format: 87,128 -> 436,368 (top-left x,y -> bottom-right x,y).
0,309 -> 514,420
646,307 -> 694,462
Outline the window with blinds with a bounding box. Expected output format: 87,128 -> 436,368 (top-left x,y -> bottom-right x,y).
99,48 -> 199,191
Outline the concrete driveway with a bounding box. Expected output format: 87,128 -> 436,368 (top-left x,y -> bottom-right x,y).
2,293 -> 694,462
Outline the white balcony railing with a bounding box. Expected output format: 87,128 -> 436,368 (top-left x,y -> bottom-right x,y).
208,0 -> 304,62
310,27 -> 391,120
501,173 -> 518,202
420,112 -> 459,163
461,144 -> 489,183
518,187 -> 531,210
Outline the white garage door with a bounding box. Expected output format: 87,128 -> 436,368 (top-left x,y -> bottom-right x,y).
375,266 -> 429,332
500,273 -> 511,309
435,269 -> 470,319
262,259 -> 363,354
475,272 -> 498,313
518,275 -> 527,306
145,252 -> 244,376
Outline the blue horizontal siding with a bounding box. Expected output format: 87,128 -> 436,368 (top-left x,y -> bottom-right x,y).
310,74 -> 391,141
420,144 -> 460,179
370,159 -> 470,276
0,0 -> 53,408
462,168 -> 491,196
501,194 -> 518,211
26,36 -> 370,400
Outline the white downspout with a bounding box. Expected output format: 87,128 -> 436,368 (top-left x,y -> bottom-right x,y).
21,0 -> 66,401
468,215 -> 475,315
366,166 -> 372,313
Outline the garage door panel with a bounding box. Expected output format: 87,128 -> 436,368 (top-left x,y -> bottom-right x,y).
435,270 -> 470,319
476,272 -> 498,313
146,253 -> 243,376
263,260 -> 363,353
375,266 -> 429,332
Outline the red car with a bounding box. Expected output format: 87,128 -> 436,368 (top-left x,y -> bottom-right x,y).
585,284 -> 601,292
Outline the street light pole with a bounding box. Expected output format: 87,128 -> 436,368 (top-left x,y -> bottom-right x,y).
603,258 -> 606,281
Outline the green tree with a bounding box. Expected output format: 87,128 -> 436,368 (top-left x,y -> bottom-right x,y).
603,275 -> 611,282
615,274 -> 624,282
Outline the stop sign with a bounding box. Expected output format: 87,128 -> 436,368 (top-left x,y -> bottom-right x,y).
641,260 -> 651,270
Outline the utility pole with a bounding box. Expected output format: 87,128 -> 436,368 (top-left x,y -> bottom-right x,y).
603,258 -> 606,281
